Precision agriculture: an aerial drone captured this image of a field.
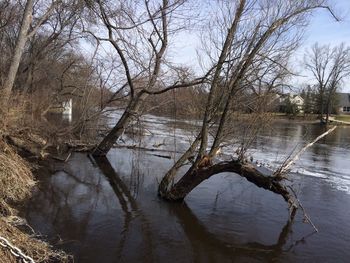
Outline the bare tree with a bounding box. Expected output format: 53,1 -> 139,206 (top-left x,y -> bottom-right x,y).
158,0 -> 336,215
305,43 -> 350,123
85,0 -> 209,156
0,0 -> 60,128
0,1 -> 16,32
20,0 -> 84,95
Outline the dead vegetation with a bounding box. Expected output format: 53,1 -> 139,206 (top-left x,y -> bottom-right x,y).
0,140 -> 34,216
0,218 -> 70,263
0,139 -> 70,262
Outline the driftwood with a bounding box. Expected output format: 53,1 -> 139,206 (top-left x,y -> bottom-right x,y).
288,186 -> 318,232
150,154 -> 172,159
65,141 -> 96,152
5,135 -> 47,158
5,134 -> 93,163
113,144 -> 174,159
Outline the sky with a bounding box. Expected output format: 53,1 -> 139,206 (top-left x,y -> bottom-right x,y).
294,0 -> 350,92
82,1 -> 350,93
170,0 -> 350,93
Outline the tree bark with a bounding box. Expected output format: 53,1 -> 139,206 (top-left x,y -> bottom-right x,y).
0,0 -> 33,113
197,0 -> 246,160
320,91 -> 324,123
158,135 -> 201,196
160,159 -> 296,210
23,61 -> 35,94
92,93 -> 147,156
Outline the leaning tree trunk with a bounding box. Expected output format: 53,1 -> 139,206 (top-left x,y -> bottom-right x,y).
159,159 -> 296,211
159,126 -> 336,217
92,92 -> 148,156
0,0 -> 33,117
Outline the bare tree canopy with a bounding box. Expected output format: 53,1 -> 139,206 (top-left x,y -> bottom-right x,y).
0,0 -> 65,128
88,0 -> 210,156
305,42 -> 350,122
157,0 -> 337,213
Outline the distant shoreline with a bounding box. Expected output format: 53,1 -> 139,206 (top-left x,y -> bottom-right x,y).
271,114 -> 350,126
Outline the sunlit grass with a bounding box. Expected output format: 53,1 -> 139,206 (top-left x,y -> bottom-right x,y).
335,115 -> 350,122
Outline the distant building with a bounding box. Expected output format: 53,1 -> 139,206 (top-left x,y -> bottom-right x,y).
289,94 -> 304,112
275,93 -> 304,113
62,98 -> 73,115
338,93 -> 350,114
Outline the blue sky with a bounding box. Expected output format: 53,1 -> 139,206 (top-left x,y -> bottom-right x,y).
305,0 -> 350,46
294,0 -> 350,92
170,0 -> 350,92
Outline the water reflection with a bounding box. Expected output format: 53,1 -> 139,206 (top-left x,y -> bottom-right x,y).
22,121 -> 350,262
167,201 -> 298,263
93,155 -> 154,262
22,153 -> 310,263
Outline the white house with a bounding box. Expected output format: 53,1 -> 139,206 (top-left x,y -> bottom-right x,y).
289,94 -> 304,112
275,93 -> 304,113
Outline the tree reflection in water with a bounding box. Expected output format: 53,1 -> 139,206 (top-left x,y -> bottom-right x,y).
24,152 -> 315,262
166,200 -> 310,263
93,155 -> 154,262
96,156 -> 310,263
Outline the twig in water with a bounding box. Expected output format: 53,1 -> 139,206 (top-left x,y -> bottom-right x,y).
150,154 -> 171,159
288,186 -> 318,233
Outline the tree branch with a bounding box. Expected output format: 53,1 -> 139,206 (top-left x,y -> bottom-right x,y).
274,126 -> 337,179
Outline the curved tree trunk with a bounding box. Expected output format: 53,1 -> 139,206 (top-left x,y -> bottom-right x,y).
159,159 -> 296,211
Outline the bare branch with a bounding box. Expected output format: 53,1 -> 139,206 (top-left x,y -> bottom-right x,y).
275,126 -> 337,178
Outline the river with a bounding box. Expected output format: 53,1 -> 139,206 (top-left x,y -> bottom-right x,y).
22,114 -> 350,262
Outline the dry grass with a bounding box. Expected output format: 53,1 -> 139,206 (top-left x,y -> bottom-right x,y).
0,140 -> 70,262
0,140 -> 35,216
0,218 -> 71,262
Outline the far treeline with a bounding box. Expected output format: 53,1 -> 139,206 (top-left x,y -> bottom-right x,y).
0,0 -> 349,212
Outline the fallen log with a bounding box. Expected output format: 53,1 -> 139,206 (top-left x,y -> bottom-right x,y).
5,135 -> 46,158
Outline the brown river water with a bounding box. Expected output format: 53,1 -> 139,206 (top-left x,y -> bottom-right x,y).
22,115 -> 350,262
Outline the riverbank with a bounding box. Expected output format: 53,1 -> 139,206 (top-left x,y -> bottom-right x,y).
0,138 -> 70,262
150,110 -> 350,126
265,113 -> 350,126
